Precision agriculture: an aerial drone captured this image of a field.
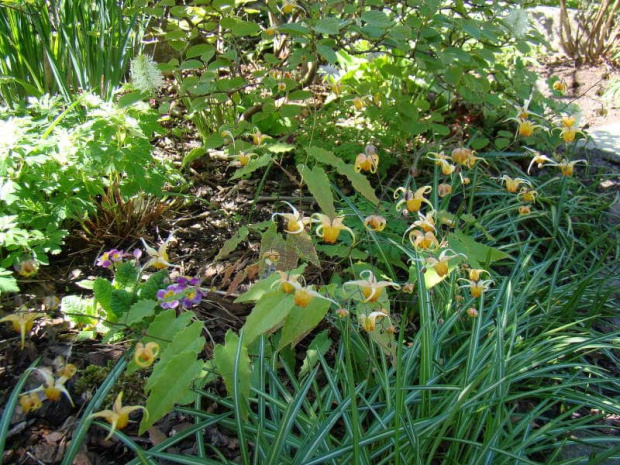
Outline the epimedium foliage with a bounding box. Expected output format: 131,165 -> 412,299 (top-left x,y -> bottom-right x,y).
152,0 -> 544,161
0,94 -> 181,291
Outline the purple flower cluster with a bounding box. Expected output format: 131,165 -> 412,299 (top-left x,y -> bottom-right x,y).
97,248 -> 143,269
96,249 -> 125,268
156,276 -> 205,310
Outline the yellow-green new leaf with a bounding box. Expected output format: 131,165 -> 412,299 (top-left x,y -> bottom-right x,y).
139,351 -> 204,434
241,292 -> 295,347
279,297 -> 331,349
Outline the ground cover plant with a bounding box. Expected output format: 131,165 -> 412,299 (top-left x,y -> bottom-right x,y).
0,0 -> 619,463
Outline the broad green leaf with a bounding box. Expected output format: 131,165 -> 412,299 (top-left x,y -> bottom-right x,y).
144,320 -> 205,384
317,44 -> 337,63
297,164 -> 336,218
279,297 -> 331,349
122,300 -> 158,327
109,290 -> 132,319
287,232 -> 320,267
266,143 -> 295,153
180,59 -> 203,70
361,10 -> 391,27
214,330 -> 251,420
231,20 -> 261,36
495,138 -> 511,150
241,292 -> 295,347
447,231 -> 511,269
0,271 -> 18,294
137,270 -> 168,301
215,226 -> 249,260
316,244 -> 369,260
60,296 -> 98,326
93,278 -> 113,313
186,44 -> 215,59
288,90 -> 313,101
471,137 -> 490,150
139,351 -> 204,433
113,262 -> 139,290
299,330 -> 331,377
230,153 -> 272,180
313,17 -> 340,35
144,309 -> 195,348
118,91 -> 147,108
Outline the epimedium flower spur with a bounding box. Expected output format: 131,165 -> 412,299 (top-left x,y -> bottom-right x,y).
394,186 -> 433,213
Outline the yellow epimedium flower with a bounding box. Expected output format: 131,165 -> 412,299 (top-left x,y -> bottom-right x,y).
0,309 -> 45,350
14,257 -> 39,277
291,283 -> 338,308
262,249 -> 280,266
518,187 -> 538,203
468,268 -> 490,282
351,96 -> 365,111
518,205 -> 531,216
466,307 -> 479,318
459,278 -> 494,298
495,175 -> 532,193
555,158 -> 587,177
344,270 -> 401,303
281,0 -> 301,14
88,392 -> 148,441
355,146 -> 379,173
220,130 -> 235,145
423,249 -> 465,277
311,213 -> 355,244
252,129 -> 271,146
35,368 -> 75,406
450,147 -> 484,168
230,151 -> 257,167
272,270 -> 303,294
141,234 -> 175,270
427,152 -> 456,175
134,342 -> 160,368
394,186 -> 433,213
516,119 -> 541,138
410,211 -> 436,233
437,183 -> 452,198
271,201 -> 311,235
408,229 -> 440,251
19,392 -> 43,413
359,310 -> 391,332
364,214 -> 387,232
527,150 -> 554,174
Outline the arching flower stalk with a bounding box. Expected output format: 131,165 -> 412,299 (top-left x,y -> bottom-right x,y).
311,213 -> 355,244
344,270 -> 401,303
394,186 -> 433,213
271,201 -> 311,235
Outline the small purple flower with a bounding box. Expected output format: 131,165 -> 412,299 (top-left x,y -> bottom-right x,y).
156,284 -> 184,309
97,249 -> 124,269
181,287 -> 205,309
